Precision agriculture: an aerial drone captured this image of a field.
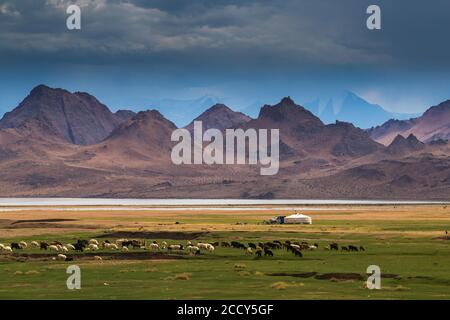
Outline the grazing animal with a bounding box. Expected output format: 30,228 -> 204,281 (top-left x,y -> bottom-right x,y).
49,245 -> 59,251
197,243 -> 209,250
231,241 -> 246,249
245,247 -> 253,255
264,248 -> 274,257
11,243 -> 21,250
3,246 -> 13,252
188,246 -> 199,254
88,244 -> 99,251
19,241 -> 28,249
293,249 -> 303,257
308,245 -> 317,250
40,242 -> 49,250
89,239 -> 99,245
130,240 -> 142,249
168,244 -> 184,251
150,243 -> 159,251
31,241 -> 40,248
330,243 -> 339,251
221,241 -> 231,247
66,244 -> 76,250
61,246 -> 69,253
122,246 -> 129,252
255,248 -> 262,257
74,243 -> 84,252
248,243 -> 257,249
51,241 -> 63,246
212,242 -> 220,247
359,246 -> 365,251
348,245 -> 359,252
76,240 -> 89,248
341,246 -> 349,252
94,256 -> 103,261
56,254 -> 67,260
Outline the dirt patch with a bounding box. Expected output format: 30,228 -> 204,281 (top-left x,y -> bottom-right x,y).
269,272 -> 317,278
11,218 -> 77,225
433,236 -> 450,241
380,273 -> 401,280
97,231 -> 208,240
0,218 -> 92,230
315,273 -> 364,281
407,276 -> 434,280
4,222 -> 97,229
3,251 -> 186,261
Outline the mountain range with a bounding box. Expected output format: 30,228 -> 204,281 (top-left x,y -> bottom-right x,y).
368,100 -> 450,145
304,91 -> 418,129
0,85 -> 448,200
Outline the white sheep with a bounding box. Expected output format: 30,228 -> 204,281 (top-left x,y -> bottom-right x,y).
66,244 -> 76,250
187,245 -> 199,254
19,241 -> 28,249
3,246 -> 12,252
88,244 -> 99,251
94,256 -> 103,261
89,239 -> 99,245
245,247 -> 253,255
0,243 -> 5,250
150,243 -> 159,251
49,245 -> 59,251
308,245 -> 317,250
197,243 -> 208,250
61,246 -> 69,253
30,241 -> 40,248
206,244 -> 215,253
56,254 -> 67,260
168,244 -> 183,251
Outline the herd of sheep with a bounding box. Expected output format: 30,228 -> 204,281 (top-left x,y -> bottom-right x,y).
0,238 -> 365,261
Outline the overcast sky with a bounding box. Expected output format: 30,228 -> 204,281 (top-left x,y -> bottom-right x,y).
1,0 -> 449,122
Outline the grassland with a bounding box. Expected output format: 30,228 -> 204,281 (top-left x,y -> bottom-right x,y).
0,204 -> 449,299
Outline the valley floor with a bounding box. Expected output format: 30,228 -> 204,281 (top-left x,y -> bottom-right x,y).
0,204 -> 449,299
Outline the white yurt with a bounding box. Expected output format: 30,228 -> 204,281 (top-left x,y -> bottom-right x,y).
284,213 -> 312,224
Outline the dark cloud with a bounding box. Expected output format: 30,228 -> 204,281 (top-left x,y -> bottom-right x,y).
1,0 -> 449,119
2,0 -> 434,69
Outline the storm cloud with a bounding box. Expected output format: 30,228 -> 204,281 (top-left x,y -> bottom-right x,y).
0,0 -> 449,122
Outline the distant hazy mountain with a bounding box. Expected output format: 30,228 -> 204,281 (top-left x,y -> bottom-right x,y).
368,100 -> 450,145
185,104 -> 251,133
114,110 -> 136,122
304,91 -> 419,129
245,97 -> 383,159
148,95 -> 219,127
